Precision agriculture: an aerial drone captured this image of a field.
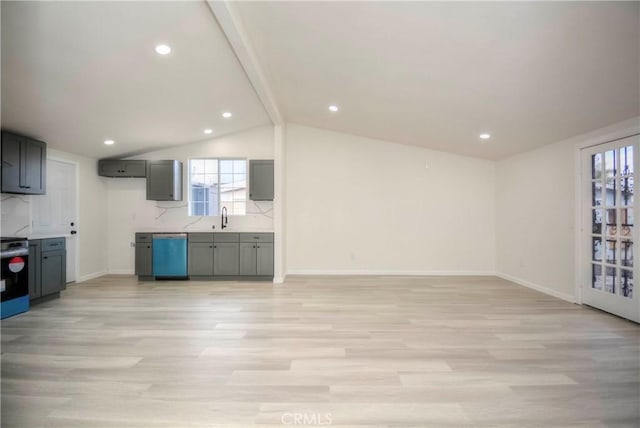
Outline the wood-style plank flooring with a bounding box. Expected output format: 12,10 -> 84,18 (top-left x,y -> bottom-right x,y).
1,275 -> 639,427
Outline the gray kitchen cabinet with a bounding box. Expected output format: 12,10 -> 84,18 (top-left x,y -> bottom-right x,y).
146,160 -> 182,201
1,131 -> 46,195
28,240 -> 41,299
29,237 -> 65,302
135,233 -> 153,277
249,160 -> 274,201
213,233 -> 240,276
239,242 -> 257,275
41,249 -> 66,295
188,234 -> 214,277
239,233 -> 274,277
98,159 -> 146,177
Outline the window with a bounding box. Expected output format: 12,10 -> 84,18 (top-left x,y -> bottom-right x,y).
188,158 -> 247,216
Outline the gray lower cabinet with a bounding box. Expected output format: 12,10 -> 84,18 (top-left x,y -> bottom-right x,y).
213,242 -> 239,276
137,232 -> 272,280
188,242 -> 214,276
41,250 -> 66,295
239,233 -> 274,276
28,240 -> 41,299
29,237 -> 66,301
135,233 -> 152,276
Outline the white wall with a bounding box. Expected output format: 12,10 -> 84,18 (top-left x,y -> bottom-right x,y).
285,124 -> 496,275
496,117 -> 640,302
107,125 -> 274,273
0,148 -> 109,282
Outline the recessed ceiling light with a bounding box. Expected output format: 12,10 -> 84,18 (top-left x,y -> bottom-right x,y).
222,112 -> 232,119
479,133 -> 491,140
155,44 -> 171,55
328,105 -> 339,112
203,129 -> 213,134
104,139 -> 115,145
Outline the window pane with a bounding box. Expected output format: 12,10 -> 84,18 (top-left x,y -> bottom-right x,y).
620,146 -> 633,175
220,160 -> 233,174
220,173 -> 233,185
592,153 -> 603,179
205,159 -> 217,174
592,181 -> 603,206
620,269 -> 633,298
621,208 -> 633,238
621,176 -> 633,206
592,237 -> 602,262
605,178 -> 616,206
606,209 -> 617,236
606,239 -> 617,264
605,149 -> 616,178
592,209 -> 602,234
192,174 -> 205,186
234,160 -> 246,174
621,239 -> 633,267
190,159 -> 204,174
605,267 -> 616,294
592,264 -> 603,290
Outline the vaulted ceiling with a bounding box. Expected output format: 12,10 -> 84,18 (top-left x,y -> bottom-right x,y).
2,1 -> 639,160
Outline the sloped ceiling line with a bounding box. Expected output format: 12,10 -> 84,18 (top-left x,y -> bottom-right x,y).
207,0 -> 283,126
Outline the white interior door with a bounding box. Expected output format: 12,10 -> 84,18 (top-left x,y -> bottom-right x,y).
32,159 -> 78,283
582,135 -> 640,323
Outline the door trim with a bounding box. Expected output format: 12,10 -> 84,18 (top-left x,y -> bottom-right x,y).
45,155 -> 79,284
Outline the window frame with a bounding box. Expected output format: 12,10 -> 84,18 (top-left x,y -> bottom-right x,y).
187,157 -> 247,217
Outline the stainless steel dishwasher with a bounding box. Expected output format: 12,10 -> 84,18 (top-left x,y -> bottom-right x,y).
152,233 -> 187,278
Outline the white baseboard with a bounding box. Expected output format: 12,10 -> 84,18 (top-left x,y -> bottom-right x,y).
76,271 -> 107,283
286,269 -> 496,276
107,269 -> 135,275
496,272 -> 576,303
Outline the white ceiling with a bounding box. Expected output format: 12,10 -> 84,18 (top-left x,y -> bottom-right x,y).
234,1 -> 640,160
1,1 -> 639,161
1,1 -> 271,159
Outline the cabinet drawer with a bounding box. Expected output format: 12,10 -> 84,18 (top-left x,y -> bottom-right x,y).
240,233 -> 274,243
188,233 -> 214,243
41,237 -> 65,251
135,233 -> 152,243
214,233 -> 239,243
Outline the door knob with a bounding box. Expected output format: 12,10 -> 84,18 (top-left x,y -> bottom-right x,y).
70,230 -> 77,235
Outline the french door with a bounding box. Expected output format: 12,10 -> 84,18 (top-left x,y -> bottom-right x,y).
582,135 -> 640,323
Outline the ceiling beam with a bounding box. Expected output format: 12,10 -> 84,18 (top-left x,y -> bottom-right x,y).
206,1 -> 283,126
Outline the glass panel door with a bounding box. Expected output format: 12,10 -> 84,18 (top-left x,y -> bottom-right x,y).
582,136 -> 640,322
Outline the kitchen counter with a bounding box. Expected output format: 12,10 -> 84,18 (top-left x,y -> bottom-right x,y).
18,234 -> 70,240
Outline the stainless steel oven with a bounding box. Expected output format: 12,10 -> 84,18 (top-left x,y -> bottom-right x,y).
1,237 -> 29,319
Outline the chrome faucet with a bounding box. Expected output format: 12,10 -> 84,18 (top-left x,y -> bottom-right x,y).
221,206 -> 228,229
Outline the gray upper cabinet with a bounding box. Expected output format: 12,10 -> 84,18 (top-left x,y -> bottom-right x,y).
98,159 -> 146,177
146,160 -> 182,201
1,131 -> 46,195
249,160 -> 274,201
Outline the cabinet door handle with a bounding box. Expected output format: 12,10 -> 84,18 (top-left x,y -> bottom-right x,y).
257,245 -> 260,249
253,245 -> 256,248
43,256 -> 48,259
209,245 -> 213,248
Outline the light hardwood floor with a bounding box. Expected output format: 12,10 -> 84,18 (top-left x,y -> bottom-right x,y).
1,275 -> 639,427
